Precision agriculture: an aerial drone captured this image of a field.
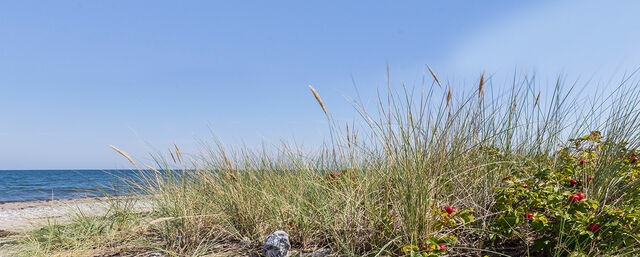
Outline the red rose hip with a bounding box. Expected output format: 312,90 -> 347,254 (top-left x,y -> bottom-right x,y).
576,192 -> 585,200
524,213 -> 534,219
569,194 -> 580,202
444,206 -> 454,214
588,223 -> 600,232
438,244 -> 446,251
570,179 -> 578,185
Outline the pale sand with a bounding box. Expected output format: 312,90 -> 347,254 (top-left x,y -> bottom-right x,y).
0,197 -> 151,233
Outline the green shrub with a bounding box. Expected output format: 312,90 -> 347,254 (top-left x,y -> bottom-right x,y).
400,207 -> 474,256
491,131 -> 640,256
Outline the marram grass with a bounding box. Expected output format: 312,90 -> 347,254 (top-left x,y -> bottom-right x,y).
14,71 -> 640,256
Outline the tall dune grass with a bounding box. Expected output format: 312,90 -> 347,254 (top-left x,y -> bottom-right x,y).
16,70 -> 640,256
118,70 -> 640,256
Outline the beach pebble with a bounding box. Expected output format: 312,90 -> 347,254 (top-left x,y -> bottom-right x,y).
262,230 -> 291,257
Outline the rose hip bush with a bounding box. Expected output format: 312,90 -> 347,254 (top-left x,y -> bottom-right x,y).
401,206 -> 475,256
490,132 -> 640,255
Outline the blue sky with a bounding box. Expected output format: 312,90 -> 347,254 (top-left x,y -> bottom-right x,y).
1,0 -> 639,169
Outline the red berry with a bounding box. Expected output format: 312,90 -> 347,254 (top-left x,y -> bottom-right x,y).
579,159 -> 587,165
576,193 -> 585,200
522,184 -> 528,189
570,179 -> 578,185
290,224 -> 295,228
438,244 -> 446,251
569,195 -> 580,202
444,206 -> 454,214
334,172 -> 340,177
524,213 -> 534,219
632,157 -> 638,163
588,223 -> 600,232
351,175 -> 355,179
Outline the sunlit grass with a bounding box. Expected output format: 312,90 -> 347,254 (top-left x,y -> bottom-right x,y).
14,70 -> 640,256
15,198 -> 153,256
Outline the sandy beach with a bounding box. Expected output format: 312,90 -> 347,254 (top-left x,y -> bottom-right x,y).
0,197 -> 150,233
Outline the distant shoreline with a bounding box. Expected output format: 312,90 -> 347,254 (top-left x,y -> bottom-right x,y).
0,195 -> 138,205
0,196 -> 106,205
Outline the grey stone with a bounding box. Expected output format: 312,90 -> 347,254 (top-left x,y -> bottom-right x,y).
262,230 -> 291,257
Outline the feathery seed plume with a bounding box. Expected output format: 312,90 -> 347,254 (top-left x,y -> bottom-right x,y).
309,85 -> 328,116
110,145 -> 139,170
427,65 -> 442,88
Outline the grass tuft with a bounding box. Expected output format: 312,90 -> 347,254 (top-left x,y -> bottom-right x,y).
16,70 -> 640,256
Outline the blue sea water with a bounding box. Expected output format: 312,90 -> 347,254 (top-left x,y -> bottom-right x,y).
0,170 -> 142,203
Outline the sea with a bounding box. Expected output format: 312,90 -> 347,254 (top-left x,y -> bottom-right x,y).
0,170 -> 144,203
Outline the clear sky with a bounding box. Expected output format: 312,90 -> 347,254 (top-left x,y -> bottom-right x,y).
1,0 -> 639,169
